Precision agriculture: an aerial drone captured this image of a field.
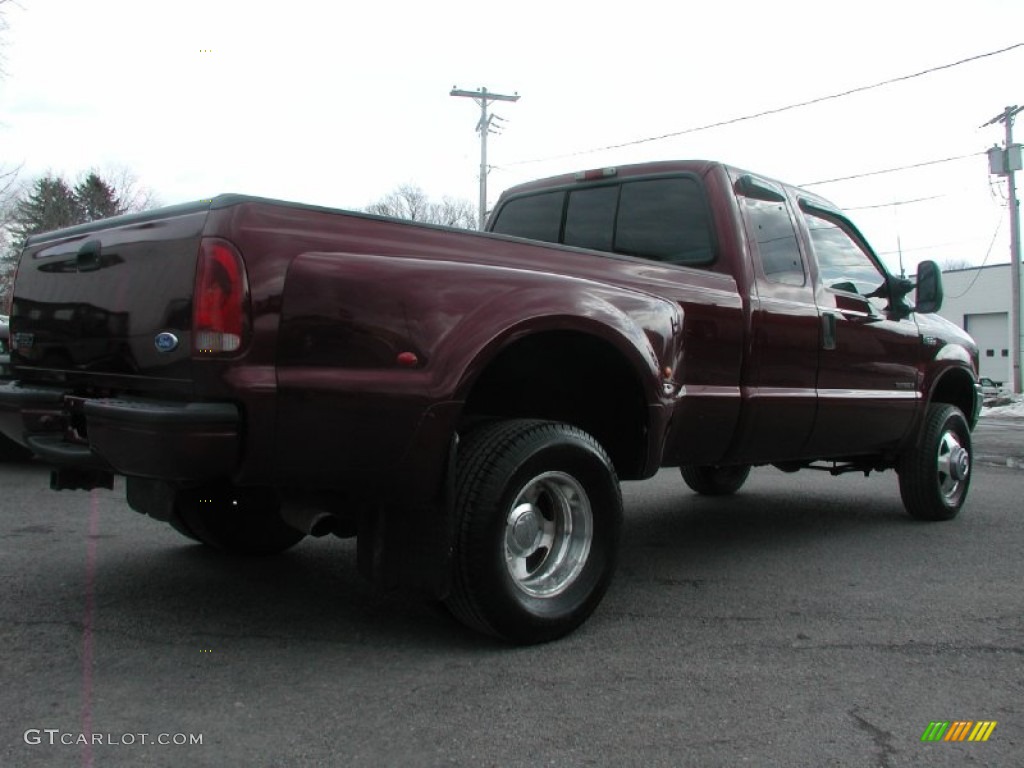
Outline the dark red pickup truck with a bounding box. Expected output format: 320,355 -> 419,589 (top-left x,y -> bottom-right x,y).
0,160 -> 981,644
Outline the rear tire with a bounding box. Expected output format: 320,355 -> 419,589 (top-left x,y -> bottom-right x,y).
445,420 -> 622,645
172,484 -> 306,555
680,464 -> 751,496
898,404 -> 972,521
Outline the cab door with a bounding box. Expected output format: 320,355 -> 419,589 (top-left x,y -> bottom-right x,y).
799,202 -> 921,457
726,174 -> 820,463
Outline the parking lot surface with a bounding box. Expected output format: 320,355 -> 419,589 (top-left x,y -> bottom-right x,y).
2,438 -> 1022,767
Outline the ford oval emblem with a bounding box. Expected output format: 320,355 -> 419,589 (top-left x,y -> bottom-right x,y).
154,332 -> 179,353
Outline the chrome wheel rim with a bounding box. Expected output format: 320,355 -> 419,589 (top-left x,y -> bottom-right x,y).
936,429 -> 970,505
504,471 -> 593,598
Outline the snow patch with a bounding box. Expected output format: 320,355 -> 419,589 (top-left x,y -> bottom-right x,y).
981,393 -> 1024,419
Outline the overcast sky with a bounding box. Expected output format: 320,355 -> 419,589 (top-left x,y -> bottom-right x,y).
1,0 -> 1021,276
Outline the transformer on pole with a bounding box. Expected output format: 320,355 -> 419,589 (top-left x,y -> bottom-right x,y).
450,86 -> 520,230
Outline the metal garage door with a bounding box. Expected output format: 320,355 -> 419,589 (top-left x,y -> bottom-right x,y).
965,312 -> 1009,381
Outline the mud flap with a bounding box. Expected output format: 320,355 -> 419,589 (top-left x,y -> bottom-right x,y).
357,433 -> 458,600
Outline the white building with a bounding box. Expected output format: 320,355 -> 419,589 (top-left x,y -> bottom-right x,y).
937,263 -> 1014,382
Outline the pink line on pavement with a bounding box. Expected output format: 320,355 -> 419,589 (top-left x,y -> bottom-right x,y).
81,490 -> 100,768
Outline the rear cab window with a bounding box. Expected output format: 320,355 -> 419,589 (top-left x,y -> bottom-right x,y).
734,175 -> 806,287
490,175 -> 716,268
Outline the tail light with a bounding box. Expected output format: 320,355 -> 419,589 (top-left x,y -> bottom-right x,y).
193,238 -> 249,355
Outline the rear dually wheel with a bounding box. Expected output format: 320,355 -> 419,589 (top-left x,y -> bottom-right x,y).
445,420 -> 622,645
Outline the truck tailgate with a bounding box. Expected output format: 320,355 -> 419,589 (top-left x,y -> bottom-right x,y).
10,204 -> 210,393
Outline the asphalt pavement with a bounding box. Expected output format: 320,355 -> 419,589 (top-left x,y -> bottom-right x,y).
1,420 -> 1022,767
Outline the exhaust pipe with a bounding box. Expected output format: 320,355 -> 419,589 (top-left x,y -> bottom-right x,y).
279,503 -> 348,538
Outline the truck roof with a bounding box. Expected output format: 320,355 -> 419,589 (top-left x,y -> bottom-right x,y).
495,159 -> 842,214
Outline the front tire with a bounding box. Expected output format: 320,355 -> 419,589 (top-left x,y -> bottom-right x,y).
680,464 -> 751,495
445,420 -> 622,644
172,484 -> 306,555
898,404 -> 972,521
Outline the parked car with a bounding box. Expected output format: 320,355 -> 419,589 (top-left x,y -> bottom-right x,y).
978,377 -> 1003,402
0,314 -> 9,378
974,380 -> 1007,409
0,315 -> 32,460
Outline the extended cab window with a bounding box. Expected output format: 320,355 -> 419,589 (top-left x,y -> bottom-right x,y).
803,209 -> 887,306
490,190 -> 564,242
742,198 -> 805,286
492,176 -> 715,266
736,177 -> 804,286
564,186 -> 618,252
614,178 -> 714,265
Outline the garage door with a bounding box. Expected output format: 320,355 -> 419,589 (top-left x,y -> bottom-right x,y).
965,312 -> 1009,381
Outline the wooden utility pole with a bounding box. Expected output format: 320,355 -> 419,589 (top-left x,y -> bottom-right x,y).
450,87 -> 520,229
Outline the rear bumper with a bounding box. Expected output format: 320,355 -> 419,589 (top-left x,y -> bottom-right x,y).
0,381 -> 240,481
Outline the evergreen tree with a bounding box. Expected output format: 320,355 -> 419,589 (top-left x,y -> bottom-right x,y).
75,172 -> 124,222
8,175 -> 83,247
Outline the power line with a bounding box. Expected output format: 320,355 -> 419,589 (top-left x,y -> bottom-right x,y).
845,194 -> 945,211
504,43 -> 1023,167
946,217 -> 1005,299
800,152 -> 984,187
876,238 -> 986,256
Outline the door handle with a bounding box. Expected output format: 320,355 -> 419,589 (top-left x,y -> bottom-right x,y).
821,312 -> 837,350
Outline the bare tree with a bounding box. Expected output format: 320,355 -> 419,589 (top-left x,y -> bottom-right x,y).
0,0 -> 19,81
98,164 -> 160,212
0,0 -> 10,76
0,163 -> 21,225
366,184 -> 477,230
435,196 -> 477,229
942,258 -> 975,272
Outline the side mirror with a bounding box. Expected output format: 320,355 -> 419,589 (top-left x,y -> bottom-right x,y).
914,260 -> 944,314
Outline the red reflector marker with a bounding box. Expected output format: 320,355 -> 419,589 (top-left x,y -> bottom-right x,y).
396,352 -> 419,367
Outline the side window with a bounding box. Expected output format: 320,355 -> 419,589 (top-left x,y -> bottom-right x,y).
564,186 -> 618,252
615,178 -> 714,265
740,196 -> 805,286
490,191 -> 565,242
803,210 -> 887,306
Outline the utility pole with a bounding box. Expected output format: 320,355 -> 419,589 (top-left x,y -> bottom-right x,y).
450,86 -> 520,229
984,105 -> 1023,394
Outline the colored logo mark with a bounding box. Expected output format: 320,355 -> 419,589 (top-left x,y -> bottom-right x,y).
921,721 -> 997,742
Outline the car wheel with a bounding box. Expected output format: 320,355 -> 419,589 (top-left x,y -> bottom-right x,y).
173,484 -> 306,555
445,420 -> 622,645
680,464 -> 751,495
898,404 -> 972,521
